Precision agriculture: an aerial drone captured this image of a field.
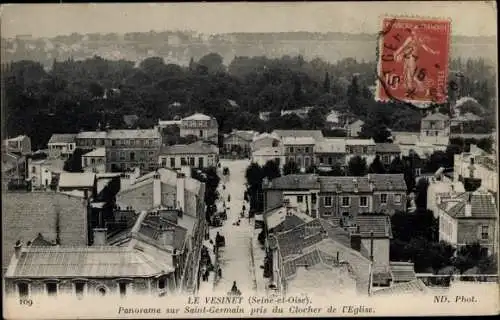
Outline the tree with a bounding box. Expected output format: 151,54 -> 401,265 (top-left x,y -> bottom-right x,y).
368,155 -> 386,174
245,162 -> 264,189
453,242 -> 492,273
389,156 -> 405,174
283,160 -> 300,176
262,160 -> 281,180
415,178 -> 429,209
198,53 -> 225,74
347,156 -> 367,176
426,150 -> 449,173
323,71 -> 331,93
63,148 -> 85,172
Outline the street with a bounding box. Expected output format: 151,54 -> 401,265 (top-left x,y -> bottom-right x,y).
211,159 -> 255,295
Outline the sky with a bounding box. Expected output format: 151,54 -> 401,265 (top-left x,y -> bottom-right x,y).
1,2 -> 497,38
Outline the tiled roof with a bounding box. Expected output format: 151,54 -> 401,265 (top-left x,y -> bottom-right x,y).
390,261 -> 417,282
372,279 -> 427,296
48,134 -> 77,144
315,139 -> 346,153
76,131 -> 108,139
264,206 -> 309,231
160,141 -> 218,155
2,192 -> 88,273
356,215 -> 393,238
345,138 -> 376,146
58,172 -> 96,188
375,143 -> 401,153
5,246 -> 174,278
444,192 -> 497,218
272,130 -> 324,141
138,213 -> 188,251
182,113 -> 213,121
282,137 -> 316,145
422,113 -> 450,121
368,174 -> 407,191
318,219 -> 351,247
319,174 -> 407,193
83,148 -> 106,157
264,174 -> 320,190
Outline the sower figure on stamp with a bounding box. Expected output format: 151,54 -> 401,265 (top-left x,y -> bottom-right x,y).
394,25 -> 440,94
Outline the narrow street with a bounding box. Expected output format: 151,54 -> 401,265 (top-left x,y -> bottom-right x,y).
211,159 -> 255,295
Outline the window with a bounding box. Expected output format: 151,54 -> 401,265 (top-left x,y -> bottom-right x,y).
69,144 -> 74,150
119,152 -> 125,161
394,194 -> 402,204
324,196 -> 332,207
130,140 -> 134,146
181,158 -> 187,166
382,155 -> 390,164
199,130 -> 203,137
189,157 -> 195,166
112,140 -> 116,146
161,158 -> 167,168
319,157 -> 324,164
362,147 -> 368,154
46,282 -> 58,296
84,158 -> 88,166
304,156 -> 310,167
342,197 -> 350,207
75,282 -> 85,298
304,147 -> 310,153
130,152 -> 136,161
170,157 -> 176,168
32,166 -> 36,173
346,146 -> 352,154
323,211 -> 332,216
360,196 -> 368,207
158,278 -> 167,291
289,147 -> 294,153
297,195 -> 304,203
481,226 -> 489,240
119,283 -> 127,297
311,194 -> 317,204
381,193 -> 388,204
17,282 -> 29,298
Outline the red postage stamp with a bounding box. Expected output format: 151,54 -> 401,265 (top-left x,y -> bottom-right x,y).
376,17 -> 451,105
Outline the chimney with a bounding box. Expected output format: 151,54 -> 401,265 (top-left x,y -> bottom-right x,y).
93,228 -> 107,246
353,178 -> 358,193
350,229 -> 361,251
153,171 -> 162,207
176,172 -> 185,212
159,225 -> 175,247
14,240 -> 23,259
369,231 -> 374,262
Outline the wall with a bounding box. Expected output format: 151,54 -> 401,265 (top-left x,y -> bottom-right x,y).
116,183 -> 154,212
264,190 -> 284,212
457,218 -> 497,253
159,154 -> 217,169
315,153 -> 346,166
251,137 -> 280,152
371,191 -> 406,215
438,212 -> 458,245
360,238 -> 390,269
223,135 -> 251,152
318,192 -> 373,219
2,192 -> 88,271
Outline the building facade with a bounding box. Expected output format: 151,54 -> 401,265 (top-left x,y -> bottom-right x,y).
314,138 -> 346,167
375,143 -> 402,166
75,129 -> 162,173
345,138 -> 377,165
420,112 -> 450,141
4,135 -> 32,155
179,113 -> 219,144
283,137 -> 316,169
82,148 -> 106,173
27,158 -> 65,190
158,141 -> 219,170
222,130 -> 257,155
47,134 -> 77,159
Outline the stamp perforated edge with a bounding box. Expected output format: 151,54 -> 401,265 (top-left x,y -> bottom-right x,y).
374,14 -> 453,108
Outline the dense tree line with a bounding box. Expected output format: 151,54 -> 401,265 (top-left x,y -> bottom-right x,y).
4,54 -> 495,151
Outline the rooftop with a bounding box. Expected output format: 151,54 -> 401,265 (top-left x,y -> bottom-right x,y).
5,135 -> 28,142
376,143 -> 402,153
264,174 -> 320,190
58,172 -> 96,188
76,129 -> 160,140
252,132 -> 280,142
282,136 -> 316,145
5,246 -> 174,279
345,138 -> 376,146
160,141 -> 218,155
182,113 -> 213,121
319,174 -> 407,193
326,214 -> 393,239
82,147 -> 106,157
2,192 -> 88,274
272,130 -> 324,141
372,279 -> 427,296
264,205 -> 313,231
389,261 -> 417,282
422,112 -> 450,121
440,191 -> 497,219
225,130 -> 257,142
48,133 -> 77,144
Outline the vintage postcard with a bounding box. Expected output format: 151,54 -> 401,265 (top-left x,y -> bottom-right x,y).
1,2 -> 498,319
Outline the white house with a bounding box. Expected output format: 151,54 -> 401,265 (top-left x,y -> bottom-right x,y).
179,113 -> 219,144
82,148 -> 106,173
346,119 -> 364,137
250,146 -> 285,167
159,141 -> 219,169
27,158 -> 65,189
47,134 -> 77,159
454,146 -> 498,193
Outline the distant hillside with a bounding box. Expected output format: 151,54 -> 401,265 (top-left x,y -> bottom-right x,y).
2,31 -> 496,69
